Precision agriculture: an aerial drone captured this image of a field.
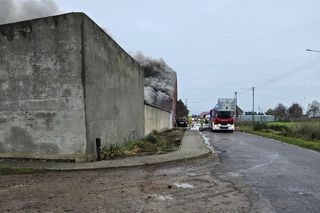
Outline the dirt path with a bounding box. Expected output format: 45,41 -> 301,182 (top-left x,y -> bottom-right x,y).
0,155 -> 257,212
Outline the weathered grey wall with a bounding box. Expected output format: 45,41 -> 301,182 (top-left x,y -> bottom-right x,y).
82,15 -> 144,153
144,104 -> 172,136
0,13 -> 145,161
0,14 -> 88,161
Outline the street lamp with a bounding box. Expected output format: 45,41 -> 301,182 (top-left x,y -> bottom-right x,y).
306,49 -> 320,53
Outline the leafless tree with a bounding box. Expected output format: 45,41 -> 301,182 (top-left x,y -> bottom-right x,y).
287,103 -> 303,120
307,100 -> 320,118
273,103 -> 288,121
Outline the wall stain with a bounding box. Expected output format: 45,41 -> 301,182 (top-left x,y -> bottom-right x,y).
0,118 -> 8,125
17,22 -> 32,38
35,112 -> 56,130
0,22 -> 32,41
62,88 -> 72,97
53,16 -> 59,28
5,126 -> 36,152
0,25 -> 15,41
0,142 -> 5,152
3,126 -> 60,154
112,105 -> 120,117
38,143 -> 59,154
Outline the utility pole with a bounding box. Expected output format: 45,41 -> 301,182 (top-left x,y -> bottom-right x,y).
252,87 -> 255,123
234,92 -> 238,117
185,98 -> 188,115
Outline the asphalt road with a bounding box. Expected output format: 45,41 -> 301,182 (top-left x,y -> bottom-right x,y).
205,131 -> 320,213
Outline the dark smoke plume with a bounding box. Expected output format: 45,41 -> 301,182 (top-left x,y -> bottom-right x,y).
0,1 -> 114,39
133,52 -> 177,111
0,0 -> 59,24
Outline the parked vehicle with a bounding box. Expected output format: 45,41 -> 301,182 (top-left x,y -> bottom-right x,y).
176,119 -> 188,127
210,98 -> 236,132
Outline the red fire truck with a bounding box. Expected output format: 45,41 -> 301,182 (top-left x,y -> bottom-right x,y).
210,98 -> 236,132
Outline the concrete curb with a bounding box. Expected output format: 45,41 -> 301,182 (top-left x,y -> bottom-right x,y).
0,130 -> 211,171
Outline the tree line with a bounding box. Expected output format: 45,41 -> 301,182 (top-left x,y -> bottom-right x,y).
175,98 -> 320,122
176,99 -> 189,118
264,100 -> 320,121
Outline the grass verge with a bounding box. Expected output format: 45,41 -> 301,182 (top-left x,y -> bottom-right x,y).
101,128 -> 185,160
0,167 -> 45,175
238,124 -> 320,152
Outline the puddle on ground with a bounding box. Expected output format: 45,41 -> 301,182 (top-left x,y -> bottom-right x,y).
174,183 -> 194,189
150,194 -> 173,201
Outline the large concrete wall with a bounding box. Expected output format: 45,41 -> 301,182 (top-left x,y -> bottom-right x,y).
0,14 -> 87,161
144,103 -> 172,136
0,13 -> 145,161
82,15 -> 144,153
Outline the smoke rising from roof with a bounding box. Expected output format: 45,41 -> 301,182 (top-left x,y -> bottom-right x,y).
0,1 -> 114,40
0,0 -> 59,25
133,52 -> 177,111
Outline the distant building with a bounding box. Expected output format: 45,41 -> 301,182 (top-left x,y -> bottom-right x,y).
199,111 -> 210,118
237,115 -> 275,122
236,106 -> 244,116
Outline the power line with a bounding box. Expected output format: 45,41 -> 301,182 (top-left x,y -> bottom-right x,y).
188,52 -> 320,112
237,87 -> 253,94
235,54 -> 320,113
255,56 -> 320,88
236,55 -> 320,94
252,86 -> 255,122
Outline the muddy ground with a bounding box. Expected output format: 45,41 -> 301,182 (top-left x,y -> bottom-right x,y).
0,155 -> 258,212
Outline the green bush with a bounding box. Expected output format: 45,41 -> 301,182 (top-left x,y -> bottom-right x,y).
251,121 -> 320,141
124,140 -> 139,151
253,122 -> 268,131
236,121 -> 254,129
160,139 -> 174,152
144,134 -> 158,144
137,140 -> 158,153
268,124 -> 289,132
102,144 -> 125,159
238,121 -> 320,152
294,123 -> 320,141
101,129 -> 184,159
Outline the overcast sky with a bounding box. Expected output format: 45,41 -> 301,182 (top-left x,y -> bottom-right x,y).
52,1 -> 319,114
